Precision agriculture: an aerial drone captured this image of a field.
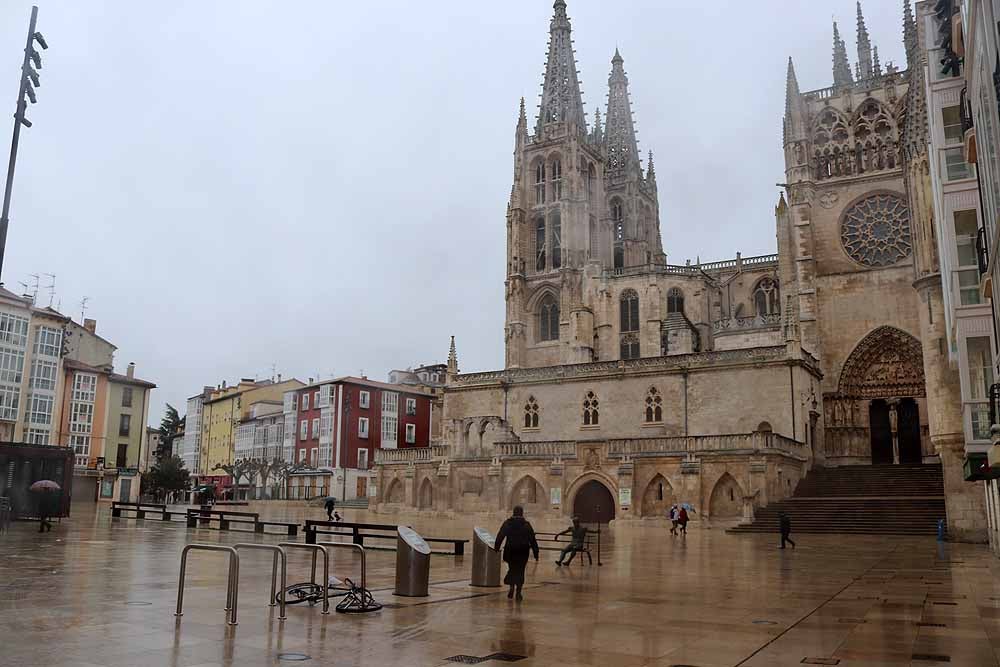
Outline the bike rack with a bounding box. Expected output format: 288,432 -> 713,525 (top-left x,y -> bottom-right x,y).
175,544 -> 240,626
278,542 -> 329,614
317,541 -> 382,613
233,543 -> 287,620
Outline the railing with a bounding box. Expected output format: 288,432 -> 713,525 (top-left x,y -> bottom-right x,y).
494,441 -> 578,459
712,312 -> 782,333
374,447 -> 432,464
607,254 -> 779,280
175,544 -> 240,626
607,432 -> 805,457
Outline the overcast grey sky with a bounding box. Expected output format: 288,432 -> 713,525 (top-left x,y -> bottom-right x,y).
0,1 -> 909,424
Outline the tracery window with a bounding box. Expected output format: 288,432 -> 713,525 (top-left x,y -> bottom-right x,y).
812,107 -> 851,180
645,387 -> 663,423
551,159 -> 562,200
535,218 -> 546,271
534,162 -> 546,205
853,99 -> 897,173
551,211 -> 562,270
620,333 -> 640,360
840,193 -> 912,267
582,391 -> 599,426
612,199 -> 625,269
667,287 -> 684,314
619,289 -> 640,359
538,294 -> 560,342
753,277 -> 780,315
524,396 -> 539,429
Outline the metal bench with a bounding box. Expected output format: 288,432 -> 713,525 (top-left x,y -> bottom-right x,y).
111,501 -> 168,520
535,526 -> 602,566
185,508 -> 260,531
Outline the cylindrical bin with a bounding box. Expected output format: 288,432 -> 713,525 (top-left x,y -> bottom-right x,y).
471,527 -> 501,587
394,526 -> 431,597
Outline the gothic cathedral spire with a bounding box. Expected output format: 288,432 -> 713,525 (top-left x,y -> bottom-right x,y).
856,2 -> 874,80
832,21 -> 854,88
605,48 -> 640,175
903,0 -> 917,69
783,57 -> 806,145
536,0 -> 587,136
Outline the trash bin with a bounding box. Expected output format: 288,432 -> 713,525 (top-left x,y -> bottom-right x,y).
471,527 -> 501,587
394,526 -> 431,597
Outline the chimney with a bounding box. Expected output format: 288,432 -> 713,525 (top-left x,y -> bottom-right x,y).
126,362 -> 135,379
308,377 -> 314,384
277,373 -> 282,382
84,318 -> 97,334
222,380 -> 227,389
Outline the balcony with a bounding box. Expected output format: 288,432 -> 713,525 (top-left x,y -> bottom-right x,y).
712,313 -> 782,333
374,447 -> 432,464
491,432 -> 806,460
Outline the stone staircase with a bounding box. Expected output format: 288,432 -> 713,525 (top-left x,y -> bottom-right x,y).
728,464 -> 946,536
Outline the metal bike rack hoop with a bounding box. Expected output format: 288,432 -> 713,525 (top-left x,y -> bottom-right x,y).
317,540 -> 382,613
278,542 -> 330,614
175,544 -> 240,626
233,543 -> 287,620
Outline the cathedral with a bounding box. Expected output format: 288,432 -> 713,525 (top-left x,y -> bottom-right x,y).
374,1 -> 986,539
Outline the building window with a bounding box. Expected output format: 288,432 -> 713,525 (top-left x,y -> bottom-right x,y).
753,277 -> 780,315
302,394 -> 309,411
33,326 -> 61,357
620,289 -> 639,332
28,393 -> 53,425
300,420 -> 308,441
0,349 -> 24,384
405,398 -> 417,415
943,146 -> 974,181
551,211 -> 562,269
381,391 -> 398,449
612,200 -> 624,270
359,391 -> 370,409
121,387 -> 133,408
118,413 -> 131,437
620,333 -> 640,360
0,311 -> 29,347
968,336 -> 993,439
534,161 -> 546,205
942,105 -> 963,144
955,209 -> 982,305
405,424 -> 416,444
311,418 -> 319,439
70,434 -> 90,466
535,217 -> 546,271
116,443 -> 128,469
538,294 -> 560,342
358,448 -> 369,469
667,287 -> 684,314
358,417 -> 369,438
551,159 -> 562,200
583,391 -> 599,426
0,387 -> 18,421
645,387 -> 663,423
25,428 -> 49,445
524,395 -> 539,429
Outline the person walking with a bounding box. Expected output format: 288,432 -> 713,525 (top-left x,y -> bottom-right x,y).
324,496 -> 341,522
668,504 -> 679,536
554,516 -> 589,566
779,511 -> 795,549
494,505 -> 539,601
678,506 -> 689,535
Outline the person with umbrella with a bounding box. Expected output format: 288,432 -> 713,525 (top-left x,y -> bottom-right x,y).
324,496 -> 341,522
678,502 -> 695,535
30,480 -> 60,533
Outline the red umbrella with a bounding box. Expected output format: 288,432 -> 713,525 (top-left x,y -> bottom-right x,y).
30,480 -> 60,492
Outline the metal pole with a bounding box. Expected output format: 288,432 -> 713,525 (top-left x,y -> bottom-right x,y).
0,6 -> 38,280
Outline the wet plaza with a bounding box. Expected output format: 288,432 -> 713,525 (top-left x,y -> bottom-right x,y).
2,504 -> 1000,666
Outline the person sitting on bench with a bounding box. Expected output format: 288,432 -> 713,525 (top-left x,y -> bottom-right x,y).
554,516 -> 589,566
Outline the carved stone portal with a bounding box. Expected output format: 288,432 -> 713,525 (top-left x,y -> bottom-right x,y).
838,325 -> 925,399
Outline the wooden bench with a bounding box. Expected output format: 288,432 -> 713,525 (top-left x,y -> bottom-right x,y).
255,520 -> 298,536
185,508 -> 260,531
111,501 -> 167,520
535,529 -> 599,566
304,520 -> 469,556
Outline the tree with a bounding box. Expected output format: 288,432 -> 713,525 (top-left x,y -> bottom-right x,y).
158,404 -> 185,461
143,456 -> 191,501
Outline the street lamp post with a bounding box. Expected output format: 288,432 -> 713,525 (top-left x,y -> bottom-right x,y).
0,5 -> 48,281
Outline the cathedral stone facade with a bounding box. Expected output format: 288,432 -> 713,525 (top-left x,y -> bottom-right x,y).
373,1 -> 985,538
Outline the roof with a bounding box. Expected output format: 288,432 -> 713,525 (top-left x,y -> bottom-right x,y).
30,305 -> 71,323
295,375 -> 436,398
108,372 -> 156,389
64,359 -> 112,374
204,378 -> 304,405
0,286 -> 32,307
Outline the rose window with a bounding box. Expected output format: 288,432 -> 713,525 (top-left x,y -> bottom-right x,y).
840,193 -> 912,267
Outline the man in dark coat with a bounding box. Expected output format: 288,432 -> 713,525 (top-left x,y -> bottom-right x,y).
779,511 -> 795,549
494,505 -> 539,601
324,497 -> 341,521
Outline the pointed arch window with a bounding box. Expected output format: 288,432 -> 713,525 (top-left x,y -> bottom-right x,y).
534,162 -> 546,205
535,218 -> 546,271
753,277 -> 780,316
551,211 -> 562,270
667,287 -> 684,314
583,391 -> 599,426
538,294 -> 559,342
587,163 -> 595,201
524,396 -> 539,429
645,387 -> 663,423
620,289 -> 639,332
551,159 -> 562,200
620,333 -> 640,360
612,199 -> 625,269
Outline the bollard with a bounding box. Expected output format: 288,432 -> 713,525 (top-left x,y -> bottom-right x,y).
394,526 -> 431,597
470,527 -> 501,587
937,518 -> 946,542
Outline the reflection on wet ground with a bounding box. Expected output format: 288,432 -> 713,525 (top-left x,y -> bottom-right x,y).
2,502 -> 1000,666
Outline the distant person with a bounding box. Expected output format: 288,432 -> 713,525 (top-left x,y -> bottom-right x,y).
554,516 -> 589,566
779,511 -> 795,549
494,505 -> 539,601
678,506 -> 690,535
668,505 -> 680,536
324,497 -> 341,522
37,493 -> 53,533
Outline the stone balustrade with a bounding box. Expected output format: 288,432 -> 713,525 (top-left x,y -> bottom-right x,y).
712,312 -> 782,333
494,441 -> 578,459
374,447 -> 432,464
608,432 -> 805,457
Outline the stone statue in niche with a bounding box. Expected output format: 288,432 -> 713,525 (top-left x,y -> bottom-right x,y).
584,448 -> 600,471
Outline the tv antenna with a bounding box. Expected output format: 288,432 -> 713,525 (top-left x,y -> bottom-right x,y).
43,273 -> 55,307
79,296 -> 89,322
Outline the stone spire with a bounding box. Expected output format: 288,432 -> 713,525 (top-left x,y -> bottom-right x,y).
604,48 -> 640,175
646,150 -> 656,182
832,21 -> 854,88
591,107 -> 603,144
903,0 -> 917,68
856,2 -> 874,79
784,57 -> 807,144
515,96 -> 528,148
536,0 -> 587,136
447,336 -> 459,377
873,45 -> 882,76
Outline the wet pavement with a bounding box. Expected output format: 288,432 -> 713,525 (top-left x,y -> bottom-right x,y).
2,502 -> 1000,666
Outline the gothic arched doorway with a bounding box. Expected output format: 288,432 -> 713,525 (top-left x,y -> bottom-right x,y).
573,480 -> 615,523
898,398 -> 922,464
870,400 -> 892,464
